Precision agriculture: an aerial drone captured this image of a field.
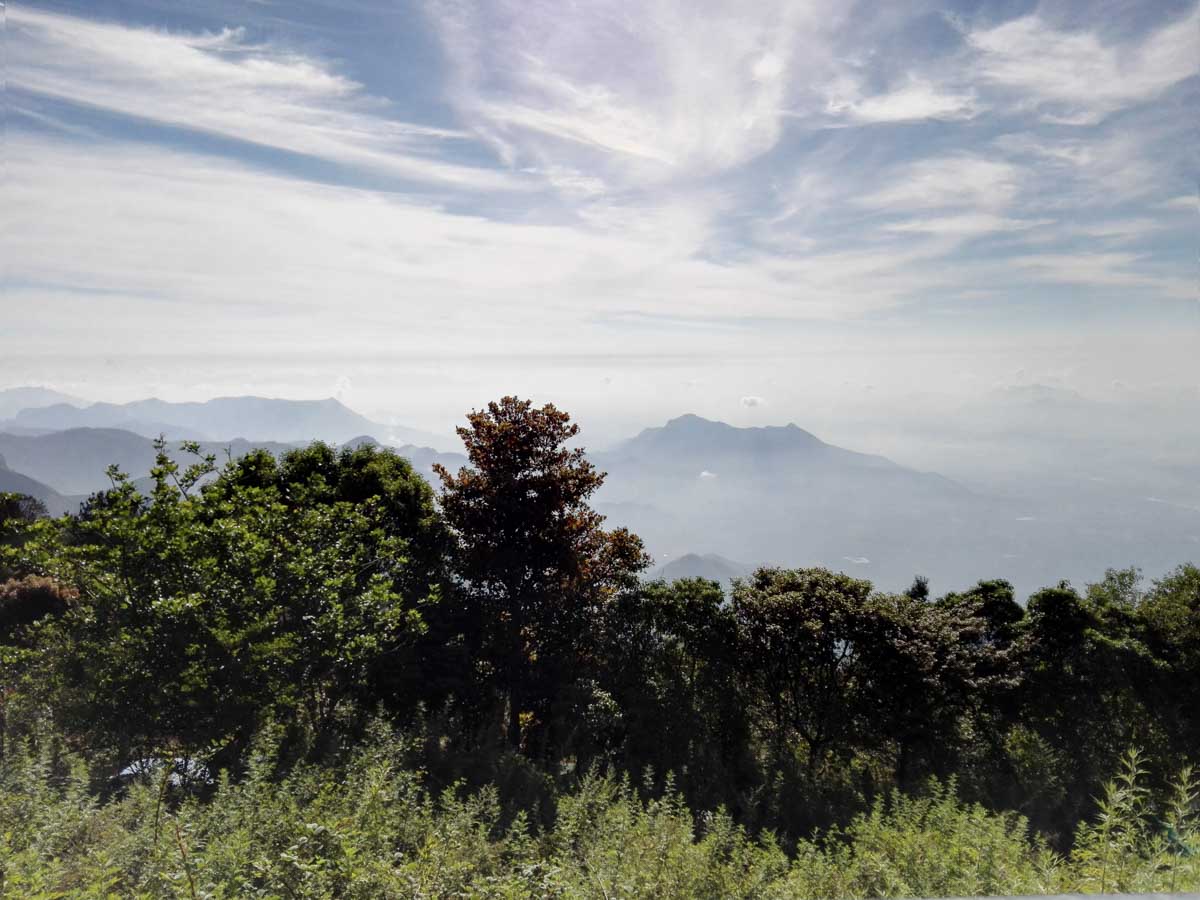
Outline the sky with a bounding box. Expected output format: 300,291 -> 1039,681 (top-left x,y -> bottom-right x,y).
3,0 -> 1198,446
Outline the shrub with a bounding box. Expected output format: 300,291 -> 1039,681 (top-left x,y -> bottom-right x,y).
2,722 -> 1197,899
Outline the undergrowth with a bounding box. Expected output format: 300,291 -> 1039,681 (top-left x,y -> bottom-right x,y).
1,728 -> 1196,899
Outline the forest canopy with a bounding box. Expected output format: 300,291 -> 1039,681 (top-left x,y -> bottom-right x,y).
0,397 -> 1197,898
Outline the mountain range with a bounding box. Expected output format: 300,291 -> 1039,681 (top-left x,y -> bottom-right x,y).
0,386 -> 83,421
1,388 -> 1196,599
2,393 -> 450,448
0,429 -> 301,497
591,413 -> 1198,599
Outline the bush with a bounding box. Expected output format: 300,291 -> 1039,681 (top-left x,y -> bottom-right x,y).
2,722 -> 1196,899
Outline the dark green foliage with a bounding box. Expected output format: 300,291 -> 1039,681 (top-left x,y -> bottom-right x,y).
733,567 -> 877,769
0,397 -> 1196,892
0,492 -> 47,532
0,492 -> 47,581
1139,564 -> 1200,760
9,439 -> 444,762
597,577 -> 753,809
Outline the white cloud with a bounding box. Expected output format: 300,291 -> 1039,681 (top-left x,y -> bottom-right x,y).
699,470 -> 718,480
1006,253 -> 1196,299
6,0 -> 1197,396
332,375 -> 354,401
7,135 -> 937,367
826,77 -> 980,124
993,130 -> 1168,210
858,156 -> 1021,211
741,396 -> 767,407
8,7 -> 521,190
426,0 -> 847,188
967,6 -> 1200,124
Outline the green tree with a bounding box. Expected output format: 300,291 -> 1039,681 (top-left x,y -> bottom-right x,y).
0,492 -> 47,581
853,591 -> 986,790
20,439 -> 443,760
434,397 -> 648,756
598,577 -> 752,805
933,579 -> 1026,805
732,567 -> 875,770
0,493 -> 47,532
1018,581 -> 1157,841
1138,564 -> 1200,766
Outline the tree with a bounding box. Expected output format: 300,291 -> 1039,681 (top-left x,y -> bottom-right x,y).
732,567 -> 875,770
0,575 -> 76,646
1018,581 -> 1157,841
434,397 -> 648,755
905,574 -> 930,602
598,577 -> 752,805
22,440 -> 444,759
854,591 -> 991,789
0,492 -> 47,580
0,493 -> 47,531
1138,564 -> 1200,766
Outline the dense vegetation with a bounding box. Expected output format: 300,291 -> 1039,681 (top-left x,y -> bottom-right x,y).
1,397 -> 1197,897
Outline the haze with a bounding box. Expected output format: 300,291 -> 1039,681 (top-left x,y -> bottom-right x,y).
3,0 -> 1198,593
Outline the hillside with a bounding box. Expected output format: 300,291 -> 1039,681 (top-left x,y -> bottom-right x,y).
0,429 -> 301,495
589,414 -> 1200,598
0,451 -> 74,515
1,410 -> 1196,598
594,414 -> 979,592
7,395 -> 451,448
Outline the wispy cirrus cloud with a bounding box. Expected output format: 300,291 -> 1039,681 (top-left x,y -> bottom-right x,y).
823,76 -> 981,124
5,0 -> 1197,399
1005,252 -> 1196,300
1161,195 -> 1199,211
966,5 -> 1199,124
858,155 -> 1022,212
425,0 -> 848,187
7,6 -> 522,190
882,214 -> 1047,238
4,134 -> 927,355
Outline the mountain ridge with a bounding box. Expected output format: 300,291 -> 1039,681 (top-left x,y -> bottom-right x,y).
0,386 -> 83,421
606,413 -> 903,473
0,427 -> 465,497
6,394 -> 451,449
0,451 -> 74,516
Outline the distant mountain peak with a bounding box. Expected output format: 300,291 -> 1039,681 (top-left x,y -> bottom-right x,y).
652,551 -> 751,585
621,414 -> 827,458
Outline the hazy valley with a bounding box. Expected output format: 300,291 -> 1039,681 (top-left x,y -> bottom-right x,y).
4,386 -> 1196,600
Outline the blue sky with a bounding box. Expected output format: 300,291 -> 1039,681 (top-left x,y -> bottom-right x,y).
4,0 -> 1198,439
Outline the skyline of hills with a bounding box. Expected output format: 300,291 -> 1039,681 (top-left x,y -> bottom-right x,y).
1,391 -> 450,449
1,386 -> 1196,599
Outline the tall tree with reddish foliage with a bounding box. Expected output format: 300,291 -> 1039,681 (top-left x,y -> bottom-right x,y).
434,397 -> 648,754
